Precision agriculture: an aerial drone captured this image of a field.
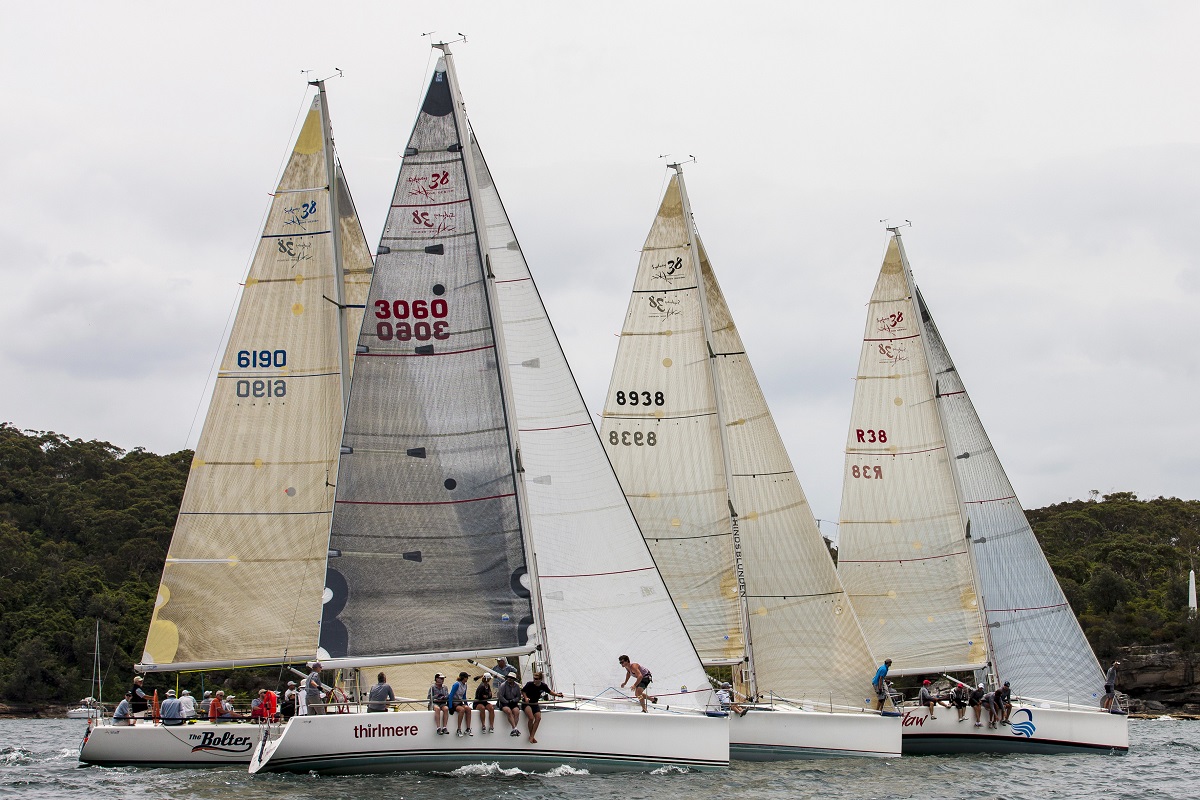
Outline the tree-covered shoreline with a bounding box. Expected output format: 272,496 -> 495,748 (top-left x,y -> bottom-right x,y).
1,423 -> 1197,705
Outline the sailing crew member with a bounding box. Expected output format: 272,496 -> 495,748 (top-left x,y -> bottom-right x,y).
494,657 -> 519,684
160,689 -> 184,725
918,679 -> 946,719
994,681 -> 1013,724
716,682 -> 747,716
112,692 -> 135,725
179,689 -> 196,719
970,683 -> 986,727
428,673 -> 450,735
618,655 -> 657,712
368,672 -> 395,713
522,671 -> 562,744
473,673 -> 495,733
129,676 -> 150,718
496,673 -> 523,736
199,690 -> 213,718
949,682 -> 969,722
980,689 -> 999,728
449,672 -> 473,736
305,661 -> 325,715
872,659 -> 892,710
1102,661 -> 1121,711
282,681 -> 298,718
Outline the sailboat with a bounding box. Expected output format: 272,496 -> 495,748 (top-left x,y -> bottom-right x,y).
68,622 -> 105,720
248,44 -> 727,776
836,229 -> 1129,754
598,165 -> 900,759
79,79 -> 373,766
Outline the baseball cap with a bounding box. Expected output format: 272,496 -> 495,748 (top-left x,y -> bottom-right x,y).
434,673 -> 445,679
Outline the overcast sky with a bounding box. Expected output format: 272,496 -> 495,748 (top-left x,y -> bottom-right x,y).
3,1 -> 1197,530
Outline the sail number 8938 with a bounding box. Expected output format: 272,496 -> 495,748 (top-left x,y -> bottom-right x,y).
608,430 -> 658,447
616,390 -> 664,406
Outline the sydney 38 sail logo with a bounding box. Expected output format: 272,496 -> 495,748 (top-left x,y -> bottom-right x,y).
875,310 -> 909,366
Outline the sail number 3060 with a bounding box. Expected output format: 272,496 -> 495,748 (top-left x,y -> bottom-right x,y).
608,430 -> 658,447
375,299 -> 450,342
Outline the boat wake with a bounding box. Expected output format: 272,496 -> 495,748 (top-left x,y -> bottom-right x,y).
650,764 -> 692,775
443,762 -> 591,777
0,746 -> 33,766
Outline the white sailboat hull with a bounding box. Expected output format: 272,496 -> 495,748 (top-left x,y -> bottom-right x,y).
730,707 -> 901,759
67,708 -> 102,719
79,719 -> 264,767
249,707 -> 729,774
898,704 -> 1129,754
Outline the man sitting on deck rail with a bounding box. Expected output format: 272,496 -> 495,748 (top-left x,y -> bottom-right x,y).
496,673 -> 523,736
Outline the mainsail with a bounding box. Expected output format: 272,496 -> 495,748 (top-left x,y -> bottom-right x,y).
918,282 -> 1103,704
602,170 -> 878,705
140,87 -> 372,670
836,236 -> 988,675
319,60 -> 533,664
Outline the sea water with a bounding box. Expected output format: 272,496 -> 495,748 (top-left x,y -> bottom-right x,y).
0,718 -> 1194,800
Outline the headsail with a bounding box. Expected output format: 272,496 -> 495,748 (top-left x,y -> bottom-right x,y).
919,284 -> 1104,704
476,148 -> 711,708
140,90 -> 371,670
602,171 -> 878,705
836,235 -> 988,675
318,58 -> 533,665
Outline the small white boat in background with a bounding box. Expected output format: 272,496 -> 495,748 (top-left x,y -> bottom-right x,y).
67,698 -> 104,719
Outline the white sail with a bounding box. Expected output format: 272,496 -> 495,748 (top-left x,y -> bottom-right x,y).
601,173 -> 878,705
918,283 -> 1104,704
836,236 -> 988,675
140,91 -> 371,670
475,144 -> 711,709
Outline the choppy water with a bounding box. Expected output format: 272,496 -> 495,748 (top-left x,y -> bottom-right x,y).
0,718 -> 1195,799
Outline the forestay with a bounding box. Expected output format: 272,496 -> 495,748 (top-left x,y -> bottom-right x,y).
919,285 -> 1103,705
476,147 -> 711,708
837,236 -> 988,675
141,94 -> 372,669
319,61 -> 533,662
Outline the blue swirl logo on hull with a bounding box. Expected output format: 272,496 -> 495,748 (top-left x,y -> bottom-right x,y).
1011,708 -> 1036,738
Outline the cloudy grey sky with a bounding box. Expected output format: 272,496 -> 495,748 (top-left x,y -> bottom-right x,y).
3,1 -> 1197,528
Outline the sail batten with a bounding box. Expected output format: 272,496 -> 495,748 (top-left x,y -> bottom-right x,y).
140,91 -> 371,670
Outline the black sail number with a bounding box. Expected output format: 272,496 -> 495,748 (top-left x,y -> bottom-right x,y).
615,390 -> 664,407
607,429 -> 657,447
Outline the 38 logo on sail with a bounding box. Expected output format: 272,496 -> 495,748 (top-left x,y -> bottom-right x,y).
375,299 -> 450,342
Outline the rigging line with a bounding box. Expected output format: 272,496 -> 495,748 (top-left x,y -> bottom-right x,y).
494,276 -> 531,284
602,410 -> 716,421
839,549 -> 968,564
630,285 -> 699,294
259,230 -> 331,239
744,590 -> 842,600
648,531 -> 732,542
539,566 -> 655,579
939,390 -> 966,397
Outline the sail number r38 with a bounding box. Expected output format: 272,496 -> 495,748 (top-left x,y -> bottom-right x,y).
851,465 -> 883,480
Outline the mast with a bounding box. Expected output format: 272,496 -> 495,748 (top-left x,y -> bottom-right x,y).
892,229 -> 992,679
313,79 -> 352,414
436,43 -> 553,679
1190,568 -> 1197,620
673,163 -> 756,696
